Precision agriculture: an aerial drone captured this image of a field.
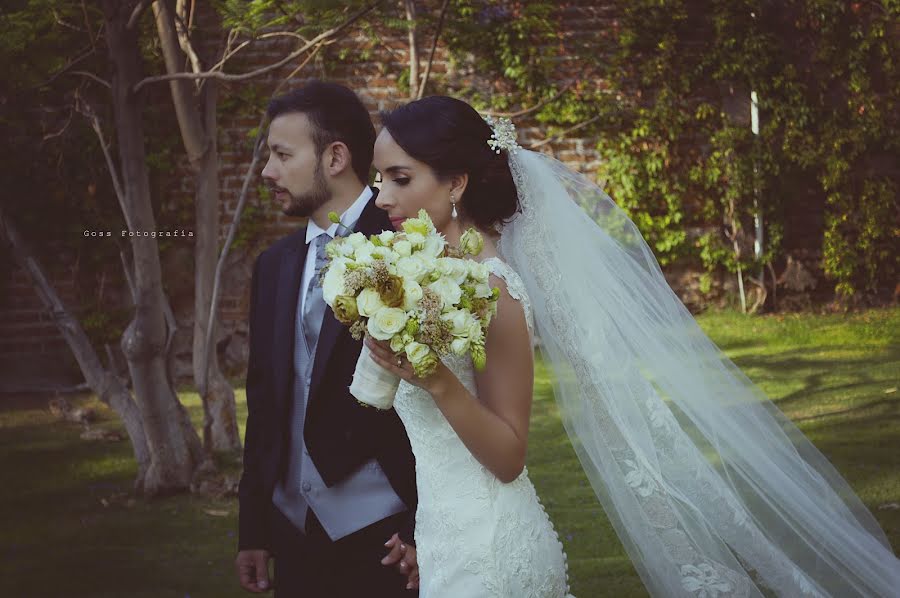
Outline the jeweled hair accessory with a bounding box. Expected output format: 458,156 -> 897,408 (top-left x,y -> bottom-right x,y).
483,115 -> 520,155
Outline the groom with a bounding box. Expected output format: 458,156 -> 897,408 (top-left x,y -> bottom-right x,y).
235,81 -> 418,596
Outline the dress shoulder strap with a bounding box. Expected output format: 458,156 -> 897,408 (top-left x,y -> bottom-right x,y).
483,257 -> 534,340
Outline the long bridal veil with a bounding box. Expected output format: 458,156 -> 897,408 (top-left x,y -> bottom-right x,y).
498,148 -> 900,597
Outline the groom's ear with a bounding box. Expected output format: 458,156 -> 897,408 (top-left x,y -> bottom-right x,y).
325,141 -> 352,176
449,173 -> 469,200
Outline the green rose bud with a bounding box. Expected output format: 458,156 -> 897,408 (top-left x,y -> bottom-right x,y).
471,342 -> 487,371
401,214 -> 431,236
390,335 -> 407,353
412,350 -> 440,378
459,228 -> 484,256
405,318 -> 419,336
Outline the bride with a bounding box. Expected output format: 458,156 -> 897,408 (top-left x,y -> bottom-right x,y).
364,96 -> 900,597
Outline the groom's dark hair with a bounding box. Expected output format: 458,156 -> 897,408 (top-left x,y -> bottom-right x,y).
267,81 -> 375,183
380,96 -> 520,230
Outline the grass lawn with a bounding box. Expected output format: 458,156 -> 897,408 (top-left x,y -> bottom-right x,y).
1,308 -> 898,597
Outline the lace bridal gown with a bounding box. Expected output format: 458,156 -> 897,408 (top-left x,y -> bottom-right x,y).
393,257 -> 575,598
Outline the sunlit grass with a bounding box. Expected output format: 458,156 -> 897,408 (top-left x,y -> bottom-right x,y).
0,307 -> 897,597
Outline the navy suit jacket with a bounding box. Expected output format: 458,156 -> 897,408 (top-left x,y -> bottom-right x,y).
237,191 -> 417,551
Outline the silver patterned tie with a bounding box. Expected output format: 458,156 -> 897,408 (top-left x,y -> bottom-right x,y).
301,233 -> 329,355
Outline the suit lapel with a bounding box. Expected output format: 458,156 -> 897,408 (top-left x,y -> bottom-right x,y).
273,230 -> 307,414
308,190 -> 389,404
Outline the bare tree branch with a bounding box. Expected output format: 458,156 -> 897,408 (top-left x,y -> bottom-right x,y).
32,47 -> 96,90
416,0 -> 450,99
527,115 -> 600,149
54,8 -> 86,33
75,93 -> 132,232
205,31 -> 311,74
484,83 -> 574,119
68,69 -> 111,89
133,2 -> 381,92
127,0 -> 154,30
405,0 -> 419,100
174,0 -> 203,76
41,108 -> 74,142
80,0 -> 96,46
199,41 -> 324,393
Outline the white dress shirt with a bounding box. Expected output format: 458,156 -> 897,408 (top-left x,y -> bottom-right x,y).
299,186 -> 373,314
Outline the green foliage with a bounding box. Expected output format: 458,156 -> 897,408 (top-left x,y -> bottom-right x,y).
80,301 -> 132,350
443,1 -> 562,111
215,0 -> 370,38
594,0 -> 899,297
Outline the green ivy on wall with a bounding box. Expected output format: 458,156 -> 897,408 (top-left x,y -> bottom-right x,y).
593,0 -> 898,298
439,0 -> 897,299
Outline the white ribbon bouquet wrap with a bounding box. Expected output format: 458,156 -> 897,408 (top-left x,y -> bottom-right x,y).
321,210 -> 498,409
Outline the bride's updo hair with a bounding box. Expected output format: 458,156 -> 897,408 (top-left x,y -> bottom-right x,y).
380,96 -> 520,230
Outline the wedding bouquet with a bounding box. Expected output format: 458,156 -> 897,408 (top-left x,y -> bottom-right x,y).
321,209 -> 499,409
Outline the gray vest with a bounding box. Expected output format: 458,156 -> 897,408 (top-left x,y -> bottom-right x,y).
272,230 -> 406,541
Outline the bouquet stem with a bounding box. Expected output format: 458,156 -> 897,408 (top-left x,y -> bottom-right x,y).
349,345 -> 401,410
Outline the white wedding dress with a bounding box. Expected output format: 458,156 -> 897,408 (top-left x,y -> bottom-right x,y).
393,256 -> 575,598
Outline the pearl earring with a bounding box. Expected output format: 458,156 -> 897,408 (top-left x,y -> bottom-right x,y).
451,193 -> 458,219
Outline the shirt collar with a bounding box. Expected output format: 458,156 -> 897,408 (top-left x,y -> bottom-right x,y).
305,186 -> 373,245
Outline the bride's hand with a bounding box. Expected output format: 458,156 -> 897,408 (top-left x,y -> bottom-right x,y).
364,336 -> 455,397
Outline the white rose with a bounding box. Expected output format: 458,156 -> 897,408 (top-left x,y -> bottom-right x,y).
396,255 -> 431,283
473,281 -> 493,298
437,257 -> 469,284
393,239 -> 412,257
354,244 -> 375,264
390,334 -> 408,353
367,307 -> 408,341
321,258 -> 348,305
441,309 -> 475,336
406,232 -> 425,248
469,261 -> 491,283
325,238 -> 343,258
405,341 -> 431,364
346,232 -> 367,248
371,246 -> 399,264
450,337 -> 470,356
428,277 -> 463,309
338,241 -> 356,257
422,234 -> 446,259
377,230 -> 395,245
402,279 -> 423,311
356,287 -> 385,317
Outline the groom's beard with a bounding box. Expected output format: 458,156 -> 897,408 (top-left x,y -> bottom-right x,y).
280,162 -> 331,218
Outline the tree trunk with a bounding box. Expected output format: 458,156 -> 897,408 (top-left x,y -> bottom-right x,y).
0,207 -> 152,491
152,0 -> 240,453
101,0 -> 208,495
404,0 -> 419,100
194,82 -> 241,453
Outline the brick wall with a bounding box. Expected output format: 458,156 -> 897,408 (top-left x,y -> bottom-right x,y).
0,259 -> 83,391
0,2 -> 664,391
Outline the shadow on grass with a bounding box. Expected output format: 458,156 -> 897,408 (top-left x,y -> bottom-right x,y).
1,308 -> 897,597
